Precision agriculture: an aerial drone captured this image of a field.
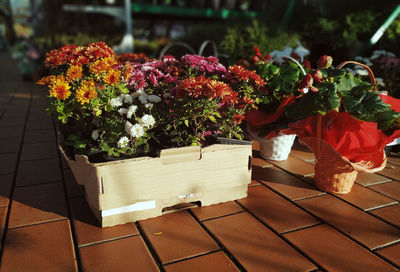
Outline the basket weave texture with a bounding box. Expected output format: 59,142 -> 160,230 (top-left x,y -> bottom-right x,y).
300,136 -> 386,194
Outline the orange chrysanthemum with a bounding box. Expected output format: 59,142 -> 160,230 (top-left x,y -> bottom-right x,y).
103,69 -> 121,86
37,75 -> 56,85
49,76 -> 71,100
75,80 -> 97,104
227,65 -> 266,87
66,65 -> 83,82
175,76 -> 237,104
123,64 -> 133,81
85,42 -> 114,61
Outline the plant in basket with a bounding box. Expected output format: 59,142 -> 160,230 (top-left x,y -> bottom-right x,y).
242,46 -> 310,160
37,42 -> 260,161
259,55 -> 400,194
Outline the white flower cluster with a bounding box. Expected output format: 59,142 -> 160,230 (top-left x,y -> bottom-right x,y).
347,50 -> 397,87
125,114 -> 156,138
109,91 -> 161,147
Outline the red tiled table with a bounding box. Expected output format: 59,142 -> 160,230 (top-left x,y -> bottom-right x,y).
0,52 -> 400,271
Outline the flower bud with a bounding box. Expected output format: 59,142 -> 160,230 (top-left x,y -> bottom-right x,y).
252,56 -> 259,63
311,69 -> 323,83
298,74 -> 313,89
317,55 -> 333,69
253,46 -> 261,57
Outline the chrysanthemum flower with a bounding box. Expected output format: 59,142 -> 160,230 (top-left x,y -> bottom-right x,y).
175,76 -> 237,104
125,121 -> 145,138
89,59 -> 109,75
130,123 -> 145,138
85,42 -> 114,61
49,76 -> 71,100
37,75 -> 56,85
110,96 -> 124,108
232,113 -> 245,124
104,69 -> 121,86
227,65 -> 266,87
66,65 -> 83,82
118,136 -> 130,148
141,114 -> 155,128
127,105 -> 138,119
75,80 -> 97,104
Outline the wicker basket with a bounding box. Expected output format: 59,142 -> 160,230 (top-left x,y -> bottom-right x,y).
297,61 -> 388,194
300,136 -> 386,194
302,110 -> 387,193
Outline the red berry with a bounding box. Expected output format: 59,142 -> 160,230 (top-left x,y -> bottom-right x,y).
252,56 -> 259,63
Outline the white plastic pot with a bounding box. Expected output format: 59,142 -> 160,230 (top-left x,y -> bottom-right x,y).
247,125 -> 296,161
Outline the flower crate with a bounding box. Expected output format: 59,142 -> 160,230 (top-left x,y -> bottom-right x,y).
61,141 -> 252,227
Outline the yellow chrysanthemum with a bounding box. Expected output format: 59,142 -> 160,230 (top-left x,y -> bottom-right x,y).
104,69 -> 121,86
89,59 -> 108,75
103,57 -> 117,67
75,80 -> 97,104
89,57 -> 116,75
66,65 -> 83,82
49,76 -> 71,100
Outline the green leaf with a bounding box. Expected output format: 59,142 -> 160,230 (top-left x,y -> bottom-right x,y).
336,72 -> 357,94
208,115 -> 217,123
118,86 -> 130,94
343,86 -> 390,121
286,82 -> 339,120
269,63 -> 300,92
184,119 -> 189,127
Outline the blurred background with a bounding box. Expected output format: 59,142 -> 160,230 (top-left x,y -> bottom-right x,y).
1,0 -> 400,97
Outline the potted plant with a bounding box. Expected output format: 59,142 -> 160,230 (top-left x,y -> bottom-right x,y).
37,42 -> 260,226
347,50 -> 400,154
258,55 -> 400,194
242,46 -> 309,160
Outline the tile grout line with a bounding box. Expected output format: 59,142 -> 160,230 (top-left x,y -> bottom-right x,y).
367,186 -> 400,203
233,200 -> 325,271
14,180 -> 63,189
254,161 -> 400,230
187,209 -> 249,272
52,112 -> 84,272
135,221 -> 166,272
161,249 -> 222,267
324,191 -> 400,231
198,210 -> 246,223
0,82 -> 33,266
247,180 -> 400,270
374,248 -> 400,269
359,180 -> 394,187
6,217 -> 67,230
77,233 -> 141,249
